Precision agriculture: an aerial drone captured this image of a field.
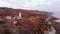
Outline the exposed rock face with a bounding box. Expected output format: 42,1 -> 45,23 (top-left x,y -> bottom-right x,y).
52,22 -> 60,34
0,7 -> 59,34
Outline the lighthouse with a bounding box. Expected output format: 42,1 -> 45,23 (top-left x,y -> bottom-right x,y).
17,12 -> 22,19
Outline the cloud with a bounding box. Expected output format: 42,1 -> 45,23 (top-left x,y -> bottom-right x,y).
0,0 -> 52,9
0,0 -> 59,12
0,0 -> 22,9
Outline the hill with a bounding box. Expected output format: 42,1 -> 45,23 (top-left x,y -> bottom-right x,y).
0,7 -> 59,34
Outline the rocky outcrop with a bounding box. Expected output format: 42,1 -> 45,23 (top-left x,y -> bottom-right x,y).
52,22 -> 60,34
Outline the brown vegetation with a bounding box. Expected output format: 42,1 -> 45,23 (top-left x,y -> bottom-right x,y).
0,7 -> 59,34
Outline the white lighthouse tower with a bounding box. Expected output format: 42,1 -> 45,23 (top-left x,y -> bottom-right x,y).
17,12 -> 22,19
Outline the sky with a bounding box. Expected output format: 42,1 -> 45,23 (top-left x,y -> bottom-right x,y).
0,0 -> 60,22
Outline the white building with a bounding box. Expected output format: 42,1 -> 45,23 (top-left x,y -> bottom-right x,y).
6,16 -> 12,19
